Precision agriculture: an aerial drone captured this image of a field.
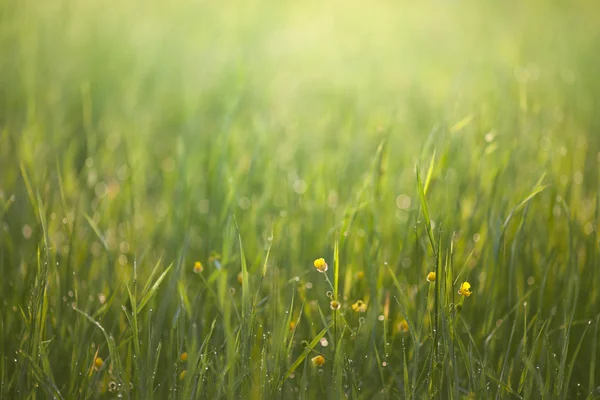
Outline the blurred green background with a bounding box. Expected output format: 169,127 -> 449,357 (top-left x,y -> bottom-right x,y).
1,0 -> 599,398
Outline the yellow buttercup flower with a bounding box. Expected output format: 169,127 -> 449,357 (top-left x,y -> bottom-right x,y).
426,272 -> 436,282
311,355 -> 325,366
94,357 -> 104,369
458,282 -> 472,297
179,370 -> 186,381
351,300 -> 367,313
330,300 -> 341,310
355,271 -> 365,280
289,321 -> 296,330
314,258 -> 328,273
179,352 -> 188,362
398,320 -> 409,333
193,261 -> 203,273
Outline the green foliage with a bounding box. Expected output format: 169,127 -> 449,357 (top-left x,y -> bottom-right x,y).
1,0 -> 600,398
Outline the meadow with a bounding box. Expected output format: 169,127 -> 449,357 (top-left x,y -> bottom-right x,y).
1,0 -> 599,398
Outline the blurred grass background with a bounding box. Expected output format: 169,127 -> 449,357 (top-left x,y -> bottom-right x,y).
1,0 -> 600,398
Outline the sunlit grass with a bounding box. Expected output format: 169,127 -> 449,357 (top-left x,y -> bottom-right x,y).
1,0 -> 599,399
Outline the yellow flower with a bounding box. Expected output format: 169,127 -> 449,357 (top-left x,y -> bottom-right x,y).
426,272 -> 436,282
289,321 -> 296,330
179,370 -> 186,381
355,271 -> 365,280
311,355 -> 325,366
330,300 -> 341,310
313,258 -> 328,273
237,272 -> 243,285
351,300 -> 367,313
193,261 -> 203,273
94,357 -> 104,369
458,282 -> 472,297
179,352 -> 188,362
398,320 -> 409,333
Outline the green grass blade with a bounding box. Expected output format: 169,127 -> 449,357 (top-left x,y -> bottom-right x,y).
423,148 -> 436,196
416,166 -> 435,251
278,320 -> 334,388
138,263 -> 173,312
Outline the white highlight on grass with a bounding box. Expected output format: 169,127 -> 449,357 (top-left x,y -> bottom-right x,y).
22,224 -> 32,239
95,182 -> 108,198
396,194 -> 411,210
293,179 -> 307,194
238,197 -> 251,210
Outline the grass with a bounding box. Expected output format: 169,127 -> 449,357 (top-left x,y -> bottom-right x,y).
1,0 -> 600,398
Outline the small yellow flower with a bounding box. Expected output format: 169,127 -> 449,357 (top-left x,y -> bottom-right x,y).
311,355 -> 325,366
398,320 -> 409,333
94,357 -> 104,369
426,272 -> 436,282
289,321 -> 296,330
193,261 -> 203,273
237,272 -> 243,285
179,370 -> 186,381
314,258 -> 328,273
458,282 -> 472,297
179,352 -> 188,362
351,300 -> 367,313
330,300 -> 341,310
355,271 -> 365,280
